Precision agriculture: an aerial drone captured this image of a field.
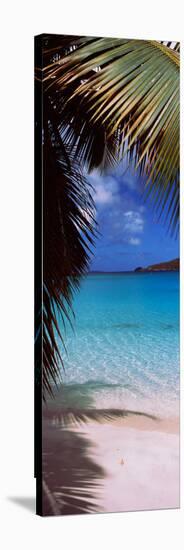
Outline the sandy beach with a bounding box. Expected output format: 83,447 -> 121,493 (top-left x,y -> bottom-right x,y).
41,271 -> 179,516
65,416 -> 180,513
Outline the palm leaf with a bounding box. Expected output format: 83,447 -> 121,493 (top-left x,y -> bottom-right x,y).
37,91 -> 97,400
42,37 -> 180,234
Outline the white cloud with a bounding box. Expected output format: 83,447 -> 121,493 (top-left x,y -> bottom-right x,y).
87,170 -> 146,249
94,183 -> 114,205
88,170 -> 119,206
129,237 -> 141,246
124,211 -> 133,217
123,210 -> 144,234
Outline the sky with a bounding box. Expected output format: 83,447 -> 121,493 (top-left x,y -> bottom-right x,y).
87,161 -> 179,272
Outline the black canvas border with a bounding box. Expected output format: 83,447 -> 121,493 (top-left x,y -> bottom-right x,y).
34,34 -> 44,516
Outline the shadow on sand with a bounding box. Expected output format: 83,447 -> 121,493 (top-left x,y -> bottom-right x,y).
43,385 -> 106,516
43,422 -> 105,516
42,384 -> 157,516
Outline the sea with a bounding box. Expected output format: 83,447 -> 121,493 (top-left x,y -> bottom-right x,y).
58,272 -> 179,418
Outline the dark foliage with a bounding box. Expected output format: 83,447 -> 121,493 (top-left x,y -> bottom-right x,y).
40,90 -> 97,399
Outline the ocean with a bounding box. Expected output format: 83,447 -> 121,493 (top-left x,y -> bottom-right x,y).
59,273 -> 179,418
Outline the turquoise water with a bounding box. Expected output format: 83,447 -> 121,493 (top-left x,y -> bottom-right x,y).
60,273 -> 179,418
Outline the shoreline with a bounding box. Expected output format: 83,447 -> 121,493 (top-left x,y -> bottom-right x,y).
92,414 -> 180,434
50,411 -> 179,434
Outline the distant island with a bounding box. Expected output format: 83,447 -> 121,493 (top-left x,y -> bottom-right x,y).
134,258 -> 179,272
89,259 -> 180,274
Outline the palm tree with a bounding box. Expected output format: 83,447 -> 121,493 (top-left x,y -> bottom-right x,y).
35,35 -> 180,398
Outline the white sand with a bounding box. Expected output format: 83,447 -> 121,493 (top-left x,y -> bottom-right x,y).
70,418 -> 180,513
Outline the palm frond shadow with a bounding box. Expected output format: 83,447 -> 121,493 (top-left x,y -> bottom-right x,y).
44,407 -> 157,428
44,383 -> 158,428
43,383 -> 158,425
43,384 -> 105,515
42,422 -> 105,516
43,384 -> 158,515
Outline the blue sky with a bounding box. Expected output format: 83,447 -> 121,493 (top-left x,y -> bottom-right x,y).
87,162 -> 179,272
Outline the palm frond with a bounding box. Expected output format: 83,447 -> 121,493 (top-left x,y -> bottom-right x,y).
39,93 -> 97,399
42,37 -> 180,233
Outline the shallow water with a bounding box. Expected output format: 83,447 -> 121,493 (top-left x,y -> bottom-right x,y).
58,273 -> 179,418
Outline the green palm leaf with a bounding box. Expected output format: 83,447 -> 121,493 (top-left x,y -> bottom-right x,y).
43,37 -> 180,234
